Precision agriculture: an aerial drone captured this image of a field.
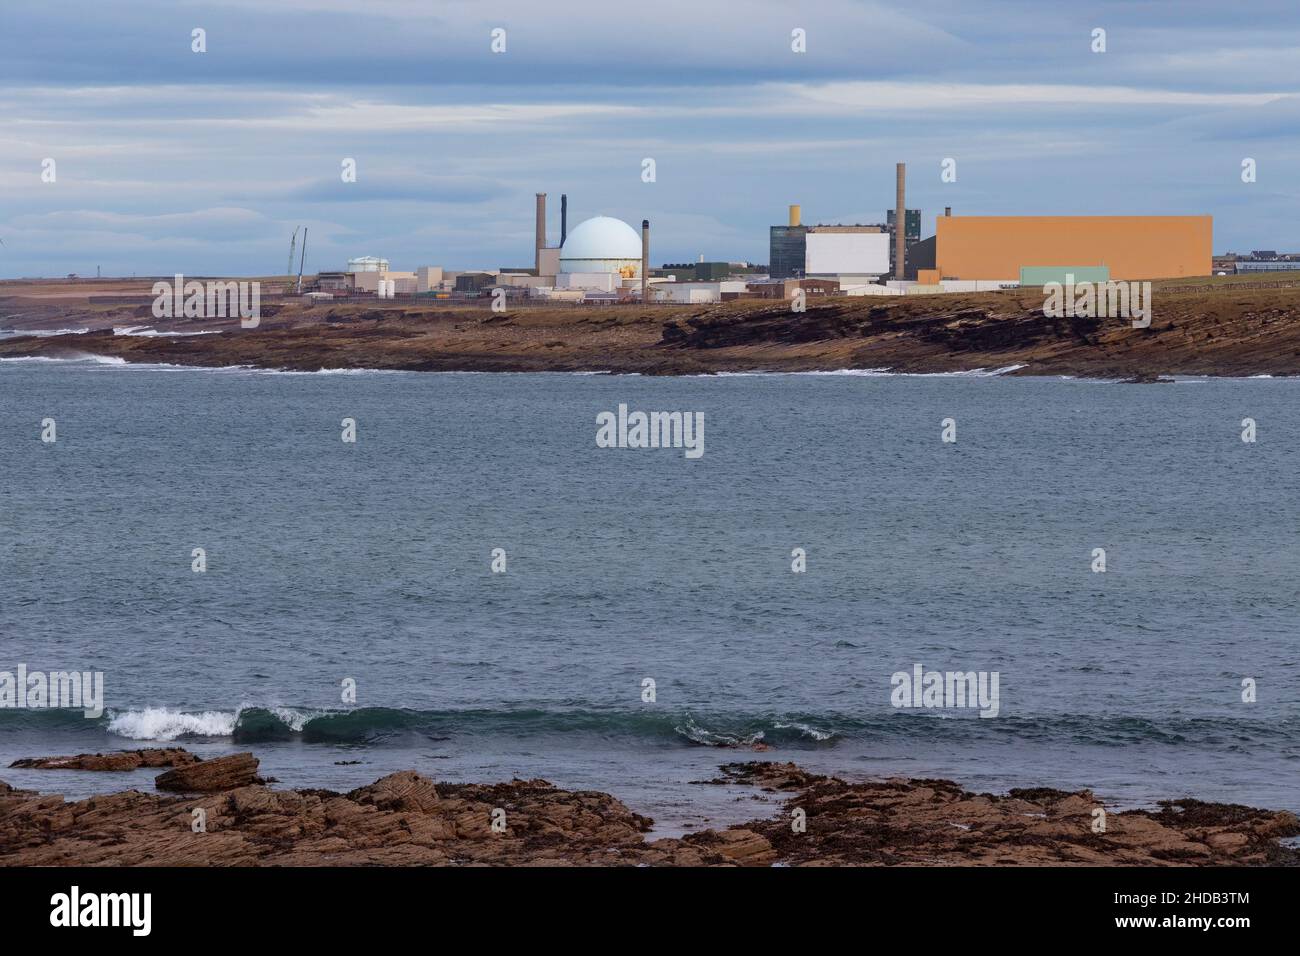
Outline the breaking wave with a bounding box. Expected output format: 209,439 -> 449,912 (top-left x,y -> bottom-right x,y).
4,706 -> 1293,750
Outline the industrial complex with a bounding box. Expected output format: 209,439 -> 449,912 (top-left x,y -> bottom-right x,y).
298,161 -> 1285,307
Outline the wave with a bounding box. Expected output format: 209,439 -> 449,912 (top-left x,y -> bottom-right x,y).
0,328 -> 89,338
3,706 -> 1294,750
3,705 -> 842,747
112,326 -> 221,337
709,366 -> 1027,378
106,707 -> 236,739
0,354 -> 404,375
0,353 -> 126,365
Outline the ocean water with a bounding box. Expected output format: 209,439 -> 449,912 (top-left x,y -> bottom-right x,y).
1,357 -> 1297,835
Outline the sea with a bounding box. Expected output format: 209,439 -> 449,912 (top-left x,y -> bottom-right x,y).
1,355 -> 1297,835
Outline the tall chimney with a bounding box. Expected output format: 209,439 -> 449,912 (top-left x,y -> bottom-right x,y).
641,219 -> 650,304
894,163 -> 906,280
535,192 -> 547,273
561,194 -> 568,246
944,206 -> 951,217
789,204 -> 801,227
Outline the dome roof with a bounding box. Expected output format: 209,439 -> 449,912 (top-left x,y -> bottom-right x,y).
560,216 -> 642,263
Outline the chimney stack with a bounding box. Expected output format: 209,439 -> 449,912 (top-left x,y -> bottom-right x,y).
895,163 -> 906,280
535,193 -> 547,273
641,219 -> 650,304
789,204 -> 801,227
944,206 -> 951,217
561,194 -> 568,246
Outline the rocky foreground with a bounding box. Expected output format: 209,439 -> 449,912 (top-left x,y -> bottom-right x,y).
2,751 -> 1296,866
4,275 -> 1300,377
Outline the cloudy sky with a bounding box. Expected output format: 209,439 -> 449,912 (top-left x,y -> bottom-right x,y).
2,0 -> 1298,277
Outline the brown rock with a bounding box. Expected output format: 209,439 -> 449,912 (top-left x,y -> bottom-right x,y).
9,275 -> 1300,380
10,749 -> 199,771
0,756 -> 1295,867
155,753 -> 260,792
349,771 -> 440,813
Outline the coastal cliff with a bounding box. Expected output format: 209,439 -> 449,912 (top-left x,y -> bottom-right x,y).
3,275 -> 1300,377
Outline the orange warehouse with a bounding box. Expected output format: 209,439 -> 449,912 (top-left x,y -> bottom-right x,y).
935,216 -> 1212,281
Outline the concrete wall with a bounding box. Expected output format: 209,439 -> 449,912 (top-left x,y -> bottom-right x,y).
416,266 -> 444,292
936,216 -> 1212,281
555,272 -> 616,292
841,283 -> 904,296
806,232 -> 890,276
1019,265 -> 1110,286
351,270 -> 415,292
538,248 -> 560,279
938,279 -> 1018,292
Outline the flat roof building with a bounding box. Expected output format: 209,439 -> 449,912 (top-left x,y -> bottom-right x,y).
935,216 -> 1212,281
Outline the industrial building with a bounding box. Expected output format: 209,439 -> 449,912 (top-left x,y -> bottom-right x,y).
323,164 -> 1218,307
769,205 -> 809,279
651,280 -> 751,304
1218,252 -> 1300,274
769,165 -> 914,283
933,216 -> 1212,282
764,163 -> 1212,297
805,227 -> 890,281
657,261 -> 764,282
558,216 -> 643,276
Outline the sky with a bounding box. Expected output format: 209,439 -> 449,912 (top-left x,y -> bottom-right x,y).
1,0 -> 1298,278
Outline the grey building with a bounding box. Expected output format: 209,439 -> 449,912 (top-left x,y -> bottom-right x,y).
770,225 -> 809,279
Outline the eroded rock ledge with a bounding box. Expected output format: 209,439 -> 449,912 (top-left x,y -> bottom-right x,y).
1,758 -> 1295,866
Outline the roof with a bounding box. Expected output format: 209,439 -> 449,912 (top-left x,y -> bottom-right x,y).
560,216 -> 642,263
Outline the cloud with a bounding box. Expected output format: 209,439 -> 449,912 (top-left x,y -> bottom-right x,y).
1,0 -> 1299,276
284,175 -> 508,204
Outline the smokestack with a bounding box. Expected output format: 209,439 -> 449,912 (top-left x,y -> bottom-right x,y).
895,163 -> 906,280
641,219 -> 649,304
561,194 -> 568,246
945,206 -> 951,217
535,193 -> 547,273
789,204 -> 801,227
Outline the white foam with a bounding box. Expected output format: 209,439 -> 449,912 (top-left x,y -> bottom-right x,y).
704,366 -> 1026,378
113,326 -> 222,337
773,720 -> 835,741
106,707 -> 237,740
267,706 -> 324,731
259,367 -> 409,376
0,353 -> 125,365
0,328 -> 89,338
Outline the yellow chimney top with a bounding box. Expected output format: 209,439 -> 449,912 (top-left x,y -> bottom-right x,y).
789,204 -> 801,227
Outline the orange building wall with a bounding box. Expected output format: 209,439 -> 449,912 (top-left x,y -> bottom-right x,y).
935,216 -> 1212,281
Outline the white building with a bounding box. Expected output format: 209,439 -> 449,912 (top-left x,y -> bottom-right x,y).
805,232 -> 890,278
560,216 -> 643,276
652,280 -> 748,304
554,271 -> 617,292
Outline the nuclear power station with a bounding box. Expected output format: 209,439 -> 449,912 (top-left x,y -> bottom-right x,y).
313,160 -> 1212,304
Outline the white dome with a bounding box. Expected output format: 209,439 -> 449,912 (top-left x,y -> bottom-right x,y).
560,216 -> 643,273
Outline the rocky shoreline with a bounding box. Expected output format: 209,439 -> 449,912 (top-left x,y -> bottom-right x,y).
2,750 -> 1295,866
4,277 -> 1300,378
